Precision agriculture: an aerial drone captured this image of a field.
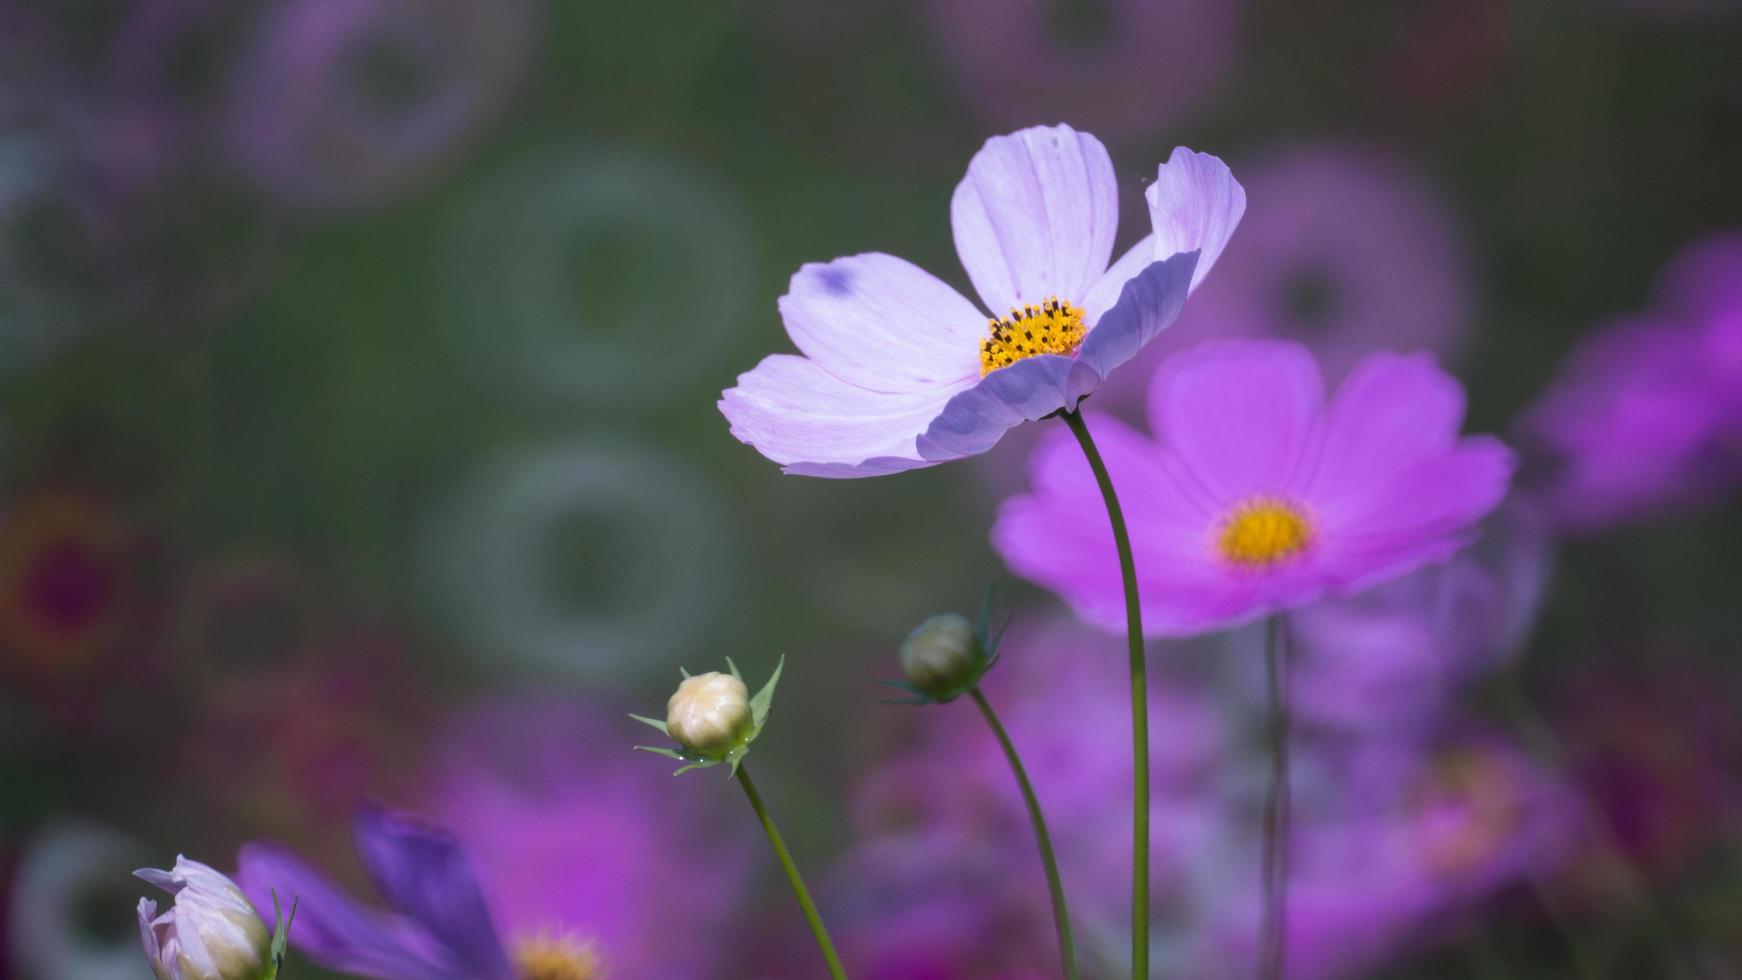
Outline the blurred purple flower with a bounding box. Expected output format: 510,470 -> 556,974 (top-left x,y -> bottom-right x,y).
925,0 -> 1243,139
237,804 -> 525,979
225,0 -> 534,211
235,697 -> 749,979
422,698 -> 749,975
1520,231 -> 1742,532
1520,316 -> 1721,530
720,124 -> 1243,477
1190,731 -> 1579,979
843,616 -> 1577,977
1285,501 -> 1551,735
838,617 -> 1227,975
1653,231 -> 1742,425
995,340 -> 1514,636
815,832 -> 1053,980
1099,145 -> 1473,415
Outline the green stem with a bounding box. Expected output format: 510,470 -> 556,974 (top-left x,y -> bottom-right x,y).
1259,615 -> 1292,980
1061,409 -> 1148,980
736,764 -> 848,980
970,685 -> 1079,980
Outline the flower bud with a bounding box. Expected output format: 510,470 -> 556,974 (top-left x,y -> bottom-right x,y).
900,613 -> 982,697
666,671 -> 752,757
135,856 -> 270,980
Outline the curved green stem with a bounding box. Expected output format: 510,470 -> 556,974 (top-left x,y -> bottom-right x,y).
736,764 -> 848,980
1061,409 -> 1148,979
1259,615 -> 1293,980
970,685 -> 1079,980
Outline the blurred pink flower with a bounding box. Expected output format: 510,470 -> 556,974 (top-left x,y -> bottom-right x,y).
995,340 -> 1514,636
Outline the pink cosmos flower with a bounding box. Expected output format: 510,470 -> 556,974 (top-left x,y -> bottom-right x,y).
720,123 -> 1244,477
994,340 -> 1514,635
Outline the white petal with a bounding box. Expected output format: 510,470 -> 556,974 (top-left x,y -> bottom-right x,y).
720,354 -> 969,476
951,124 -> 1119,314
780,252 -> 984,392
1146,146 -> 1245,293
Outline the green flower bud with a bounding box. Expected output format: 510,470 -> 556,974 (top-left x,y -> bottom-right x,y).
899,613 -> 983,698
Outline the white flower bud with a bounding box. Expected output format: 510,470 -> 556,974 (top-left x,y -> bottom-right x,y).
666,671 -> 752,757
135,856 -> 270,980
900,613 -> 981,696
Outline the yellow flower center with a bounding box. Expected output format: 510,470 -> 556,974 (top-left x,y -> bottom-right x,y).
1216,498 -> 1313,567
979,298 -> 1086,376
515,934 -> 603,980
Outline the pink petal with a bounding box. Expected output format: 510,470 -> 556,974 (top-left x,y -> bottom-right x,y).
1303,351 -> 1469,522
1315,437 -> 1516,594
992,414 -> 1235,635
951,124 -> 1118,315
780,253 -> 985,393
1147,340 -> 1326,502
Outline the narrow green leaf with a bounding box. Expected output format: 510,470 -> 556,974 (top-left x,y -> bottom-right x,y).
978,580 -> 997,637
986,611 -> 1014,660
628,713 -> 669,734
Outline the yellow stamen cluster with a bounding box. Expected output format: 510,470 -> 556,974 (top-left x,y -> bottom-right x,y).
515,933 -> 603,980
1216,498 -> 1313,567
979,297 -> 1086,376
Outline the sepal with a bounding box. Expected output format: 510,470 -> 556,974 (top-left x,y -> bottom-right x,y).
634,656 -> 785,778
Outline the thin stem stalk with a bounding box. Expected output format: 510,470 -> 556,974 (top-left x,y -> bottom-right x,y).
1259,614 -> 1293,980
736,764 -> 848,980
969,685 -> 1079,980
1061,408 -> 1149,980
